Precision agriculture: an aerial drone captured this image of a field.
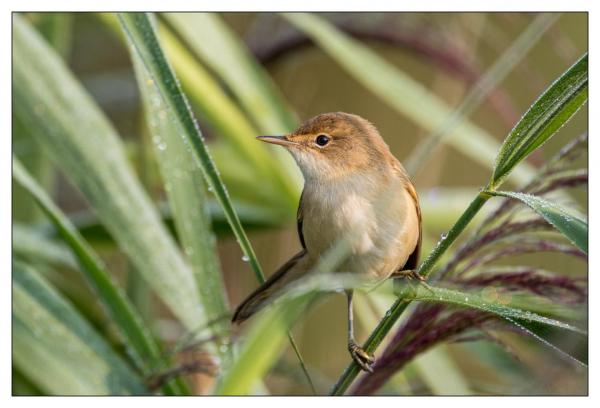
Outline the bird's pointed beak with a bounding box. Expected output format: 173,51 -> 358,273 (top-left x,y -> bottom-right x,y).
256,135 -> 298,147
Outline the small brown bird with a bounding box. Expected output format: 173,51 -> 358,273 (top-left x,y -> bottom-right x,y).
232,112 -> 422,372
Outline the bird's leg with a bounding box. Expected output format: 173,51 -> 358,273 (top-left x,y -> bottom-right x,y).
346,290 -> 375,373
391,269 -> 434,294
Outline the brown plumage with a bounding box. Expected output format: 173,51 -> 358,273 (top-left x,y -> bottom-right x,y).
232,112 -> 421,371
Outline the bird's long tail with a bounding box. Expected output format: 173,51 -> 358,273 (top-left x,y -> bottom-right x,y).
232,250 -> 308,324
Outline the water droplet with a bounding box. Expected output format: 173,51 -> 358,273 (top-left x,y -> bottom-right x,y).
241,255 -> 249,262
440,233 -> 448,240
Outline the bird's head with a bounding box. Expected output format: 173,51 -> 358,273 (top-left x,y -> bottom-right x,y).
257,112 -> 393,181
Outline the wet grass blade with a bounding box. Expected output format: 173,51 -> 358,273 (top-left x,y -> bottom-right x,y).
13,261 -> 147,395
130,37 -> 230,347
13,14 -> 204,330
118,12 -> 265,285
484,190 -> 587,253
283,13 -> 536,185
13,158 -> 187,395
490,54 -> 588,188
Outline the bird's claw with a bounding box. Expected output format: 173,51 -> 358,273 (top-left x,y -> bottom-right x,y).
392,269 -> 434,295
349,341 -> 375,373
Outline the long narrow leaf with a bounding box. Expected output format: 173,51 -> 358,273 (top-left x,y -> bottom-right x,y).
12,14 -> 203,330
490,54 -> 588,188
130,39 -> 230,345
13,158 -> 186,395
282,13 -> 536,185
118,12 -> 266,285
13,262 -> 147,395
484,190 -> 587,253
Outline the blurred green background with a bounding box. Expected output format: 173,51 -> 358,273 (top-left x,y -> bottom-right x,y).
13,12 -> 587,395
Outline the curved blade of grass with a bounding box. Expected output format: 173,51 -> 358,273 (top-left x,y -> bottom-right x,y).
282,13 -> 535,185
130,41 -> 230,349
118,12 -> 314,390
13,261 -> 147,395
13,158 -> 187,395
13,14 -> 203,330
490,54 -> 588,188
409,284 -> 587,367
484,190 -> 587,253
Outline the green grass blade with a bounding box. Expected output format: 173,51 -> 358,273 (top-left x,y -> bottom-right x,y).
282,13 -> 535,185
13,158 -> 186,395
13,261 -> 147,395
130,41 -> 230,343
484,190 -> 587,253
490,54 -> 588,188
13,14 -> 203,330
118,12 -> 265,284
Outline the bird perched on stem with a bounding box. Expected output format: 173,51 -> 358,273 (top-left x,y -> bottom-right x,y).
232,112 -> 422,372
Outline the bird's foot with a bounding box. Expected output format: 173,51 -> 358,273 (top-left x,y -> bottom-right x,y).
391,269 -> 434,295
348,341 -> 375,373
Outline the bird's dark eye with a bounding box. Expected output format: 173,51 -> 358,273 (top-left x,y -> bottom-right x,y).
315,134 -> 330,146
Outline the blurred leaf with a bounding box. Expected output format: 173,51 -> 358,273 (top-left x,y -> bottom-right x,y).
130,36 -> 230,343
413,346 -> 471,395
282,13 -> 536,185
29,12 -> 73,57
490,54 -> 588,188
13,14 -> 203,330
410,284 -> 586,366
483,190 -> 587,253
217,294 -> 313,395
13,261 -> 147,395
13,223 -> 78,269
13,158 -> 186,395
